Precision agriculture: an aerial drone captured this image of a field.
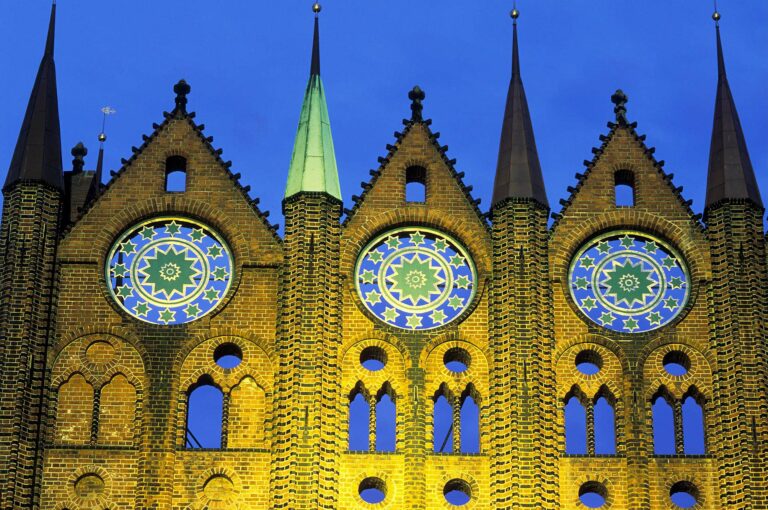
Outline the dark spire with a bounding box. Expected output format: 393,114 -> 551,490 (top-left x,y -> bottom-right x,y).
310,3 -> 321,76
4,3 -> 64,191
705,13 -> 763,209
492,8 -> 548,208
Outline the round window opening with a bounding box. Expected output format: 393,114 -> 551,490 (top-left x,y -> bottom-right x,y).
214,343 -> 243,369
575,349 -> 603,376
670,481 -> 699,508
579,481 -> 608,508
358,477 -> 387,504
444,347 -> 471,373
106,217 -> 234,325
360,346 -> 388,372
568,231 -> 690,333
355,227 -> 477,331
443,479 -> 472,506
663,350 -> 691,377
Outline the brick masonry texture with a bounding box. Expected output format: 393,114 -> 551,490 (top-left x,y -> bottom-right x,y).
0,104 -> 766,509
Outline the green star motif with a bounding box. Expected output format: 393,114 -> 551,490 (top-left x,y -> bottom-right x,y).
430,309 -> 447,325
360,269 -> 376,284
116,284 -> 133,299
387,254 -> 444,305
139,226 -> 156,240
366,290 -> 382,306
447,295 -> 464,311
623,317 -> 639,332
580,256 -> 595,269
133,301 -> 150,318
669,276 -> 685,289
433,238 -> 448,252
139,246 -> 201,299
581,297 -> 597,311
207,244 -> 223,259
368,250 -> 384,263
661,256 -> 677,270
382,307 -> 400,323
112,263 -> 129,278
603,260 -> 656,307
599,311 -> 616,326
455,275 -> 471,289
409,231 -> 426,246
212,266 -> 229,281
385,236 -> 401,250
189,228 -> 206,243
596,241 -> 611,254
644,240 -> 658,254
663,297 -> 679,311
203,287 -> 220,303
184,303 -> 202,318
406,314 -> 423,329
165,221 -> 182,236
120,240 -> 137,255
619,234 -> 635,249
158,308 -> 176,324
449,254 -> 465,269
574,277 -> 589,290
647,311 -> 663,326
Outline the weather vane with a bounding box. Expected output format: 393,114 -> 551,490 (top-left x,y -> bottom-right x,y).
99,106 -> 116,144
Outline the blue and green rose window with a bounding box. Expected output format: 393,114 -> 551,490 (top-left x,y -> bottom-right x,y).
106,217 -> 233,325
568,231 -> 690,333
355,227 -> 477,331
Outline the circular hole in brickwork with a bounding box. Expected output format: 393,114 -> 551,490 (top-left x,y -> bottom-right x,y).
214,343 -> 243,369
358,477 -> 387,504
670,481 -> 699,508
444,347 -> 471,373
85,341 -> 116,364
579,481 -> 608,508
74,473 -> 105,499
444,478 -> 472,506
203,474 -> 236,502
360,346 -> 388,372
575,349 -> 603,376
663,351 -> 690,377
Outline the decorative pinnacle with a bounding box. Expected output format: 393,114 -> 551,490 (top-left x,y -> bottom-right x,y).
173,79 -> 191,113
408,86 -> 426,122
611,89 -> 628,125
71,142 -> 87,173
510,8 -> 519,20
99,106 -> 115,144
313,2 -> 321,14
712,11 -> 721,23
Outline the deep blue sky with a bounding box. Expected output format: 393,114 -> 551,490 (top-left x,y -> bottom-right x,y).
1,1 -> 766,227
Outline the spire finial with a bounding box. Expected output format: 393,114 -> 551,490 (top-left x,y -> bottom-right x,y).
510,3 -> 519,24
71,142 -> 87,173
310,4 -> 321,76
313,2 -> 321,15
98,106 -> 115,146
408,86 -> 426,122
712,0 -> 721,25
611,89 -> 628,125
173,79 -> 191,113
45,1 -> 56,56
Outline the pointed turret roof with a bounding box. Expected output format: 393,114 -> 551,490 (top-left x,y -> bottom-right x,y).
4,3 -> 63,191
284,5 -> 341,201
491,9 -> 548,208
705,14 -> 762,209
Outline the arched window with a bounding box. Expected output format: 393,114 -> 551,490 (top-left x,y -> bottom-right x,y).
98,374 -> 136,446
614,169 -> 635,207
564,389 -> 588,455
593,393 -> 616,455
348,384 -> 370,452
186,376 -> 223,449
459,391 -> 480,454
165,155 -> 187,192
405,165 -> 427,203
682,391 -> 706,455
433,391 -> 454,453
55,373 -> 94,445
375,385 -> 396,452
652,390 -> 676,455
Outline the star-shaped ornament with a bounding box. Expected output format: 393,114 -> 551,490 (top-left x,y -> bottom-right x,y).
207,244 -> 223,259
647,311 -> 663,326
596,241 -> 611,254
574,277 -> 589,290
433,238 -> 449,252
406,314 -> 423,329
139,225 -> 156,240
133,301 -> 150,318
116,284 -> 133,299
447,296 -> 464,311
203,288 -> 220,303
121,240 -> 137,256
112,263 -> 129,278
382,307 -> 400,323
668,276 -> 685,289
623,317 -> 639,332
360,269 -> 376,284
581,297 -> 597,311
212,266 -> 229,281
619,234 -> 635,249
449,254 -> 465,268
189,228 -> 206,243
599,311 -> 616,326
366,290 -> 382,306
165,221 -> 182,236
430,309 -> 447,325
580,256 -> 595,269
663,297 -> 679,311
644,240 -> 658,254
661,256 -> 677,270
385,236 -> 401,250
158,308 -> 176,324
368,250 -> 384,263
409,231 -> 426,246
185,303 -> 202,318
455,275 -> 471,289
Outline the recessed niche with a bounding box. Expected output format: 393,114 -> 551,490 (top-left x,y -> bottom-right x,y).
360,346 -> 388,372
444,347 -> 471,373
443,478 -> 472,506
203,475 -> 236,502
85,341 -> 116,364
663,351 -> 691,377
579,481 -> 608,508
575,349 -> 603,376
74,474 -> 105,499
359,477 -> 387,504
214,343 -> 243,369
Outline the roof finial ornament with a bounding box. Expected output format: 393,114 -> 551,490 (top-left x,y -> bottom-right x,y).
173,79 -> 191,114
99,106 -> 116,145
409,86 -> 426,122
510,1 -> 519,24
71,142 -> 87,173
712,0 -> 721,25
611,89 -> 628,125
313,2 -> 321,15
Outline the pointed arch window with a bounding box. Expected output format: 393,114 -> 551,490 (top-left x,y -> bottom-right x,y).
651,386 -> 707,456
405,165 -> 427,203
593,389 -> 617,455
564,388 -> 588,455
348,383 -> 371,452
652,389 -> 676,455
375,384 -> 397,452
682,389 -> 706,455
165,155 -> 187,192
186,375 -> 223,449
459,386 -> 480,454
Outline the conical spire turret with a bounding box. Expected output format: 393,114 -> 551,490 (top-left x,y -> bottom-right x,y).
491,8 -> 547,208
4,3 -> 63,191
284,3 -> 341,201
704,12 -> 762,209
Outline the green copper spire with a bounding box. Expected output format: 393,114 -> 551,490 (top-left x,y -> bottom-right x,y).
284,6 -> 341,201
